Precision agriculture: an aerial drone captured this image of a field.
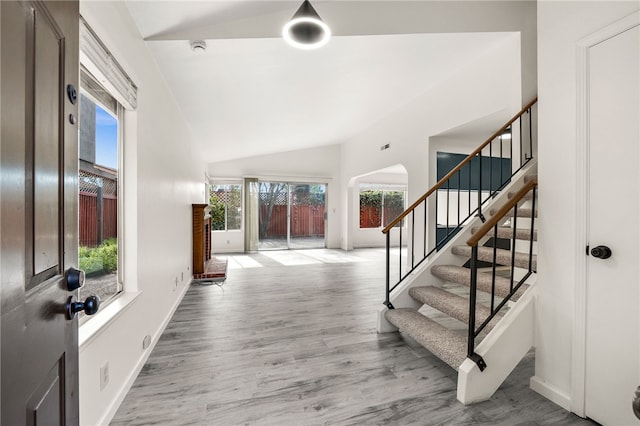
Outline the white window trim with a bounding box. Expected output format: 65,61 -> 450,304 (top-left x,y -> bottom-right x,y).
78,17 -> 139,340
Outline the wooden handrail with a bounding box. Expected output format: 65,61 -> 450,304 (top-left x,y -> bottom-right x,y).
466,178 -> 537,246
382,97 -> 537,234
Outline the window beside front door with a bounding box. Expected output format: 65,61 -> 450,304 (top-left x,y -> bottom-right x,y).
77,68 -> 124,310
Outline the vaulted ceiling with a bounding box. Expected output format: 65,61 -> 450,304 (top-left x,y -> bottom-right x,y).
125,1 -> 522,162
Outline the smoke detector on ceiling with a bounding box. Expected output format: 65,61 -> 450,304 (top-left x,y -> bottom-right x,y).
190,40 -> 207,53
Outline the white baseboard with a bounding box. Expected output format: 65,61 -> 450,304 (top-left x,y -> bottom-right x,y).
530,375 -> 572,411
96,282 -> 191,426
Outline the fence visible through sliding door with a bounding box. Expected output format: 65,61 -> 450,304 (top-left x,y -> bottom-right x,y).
258,182 -> 326,250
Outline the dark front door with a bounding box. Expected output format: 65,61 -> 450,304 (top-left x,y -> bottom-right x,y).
1,1 -> 81,424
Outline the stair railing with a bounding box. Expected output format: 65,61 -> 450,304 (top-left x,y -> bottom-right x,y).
465,178 -> 537,371
382,98 -> 537,309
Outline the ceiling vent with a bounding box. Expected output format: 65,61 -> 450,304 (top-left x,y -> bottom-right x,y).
190,40 -> 207,53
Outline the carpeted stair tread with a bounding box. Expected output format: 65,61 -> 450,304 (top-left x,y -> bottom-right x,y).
490,206 -> 537,218
471,226 -> 537,241
451,245 -> 537,270
409,286 -> 501,331
431,264 -> 528,300
385,308 -> 467,369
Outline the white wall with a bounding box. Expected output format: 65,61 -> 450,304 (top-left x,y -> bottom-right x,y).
208,144 -> 342,251
322,1 -> 537,103
534,1 -> 640,412
78,2 -> 206,425
340,33 -> 522,250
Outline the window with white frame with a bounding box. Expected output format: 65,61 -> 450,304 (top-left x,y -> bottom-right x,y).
78,17 -> 137,316
359,183 -> 407,229
209,183 -> 242,231
78,68 -> 124,308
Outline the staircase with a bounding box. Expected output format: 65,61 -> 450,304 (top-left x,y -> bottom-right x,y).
377,99 -> 539,404
386,178 -> 536,353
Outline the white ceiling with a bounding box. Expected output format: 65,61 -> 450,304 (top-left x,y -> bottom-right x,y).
125,1 -> 517,163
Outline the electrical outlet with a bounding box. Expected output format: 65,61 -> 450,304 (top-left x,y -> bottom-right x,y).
100,362 -> 109,391
181,271 -> 184,282
174,277 -> 178,290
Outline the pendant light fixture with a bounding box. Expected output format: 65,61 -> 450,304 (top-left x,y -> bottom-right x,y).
282,0 -> 331,50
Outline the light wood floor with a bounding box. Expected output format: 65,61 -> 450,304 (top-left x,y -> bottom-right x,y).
111,249 -> 595,425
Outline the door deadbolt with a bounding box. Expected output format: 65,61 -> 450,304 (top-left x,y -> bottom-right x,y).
65,267 -> 85,291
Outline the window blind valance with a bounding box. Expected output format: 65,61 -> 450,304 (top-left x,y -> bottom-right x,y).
80,16 -> 137,110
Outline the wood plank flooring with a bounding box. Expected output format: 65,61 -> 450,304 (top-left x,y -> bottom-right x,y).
111,249 -> 594,425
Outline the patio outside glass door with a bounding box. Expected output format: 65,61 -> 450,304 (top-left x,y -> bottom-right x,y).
258,182 -> 326,250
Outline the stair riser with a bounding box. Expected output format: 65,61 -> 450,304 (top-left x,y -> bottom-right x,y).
491,198 -> 537,219
452,246 -> 537,270
477,267 -> 533,283
476,250 -> 535,270
431,265 -> 529,300
499,228 -> 538,241
498,208 -> 537,219
471,226 -> 538,242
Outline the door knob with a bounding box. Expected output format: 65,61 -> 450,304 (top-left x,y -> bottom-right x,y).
590,245 -> 612,259
65,267 -> 85,291
66,295 -> 100,320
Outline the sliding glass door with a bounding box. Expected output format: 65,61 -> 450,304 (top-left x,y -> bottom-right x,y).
258,182 -> 289,250
258,182 -> 326,250
289,184 -> 326,249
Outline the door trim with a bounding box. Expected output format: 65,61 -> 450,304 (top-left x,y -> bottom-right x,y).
572,10 -> 640,417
